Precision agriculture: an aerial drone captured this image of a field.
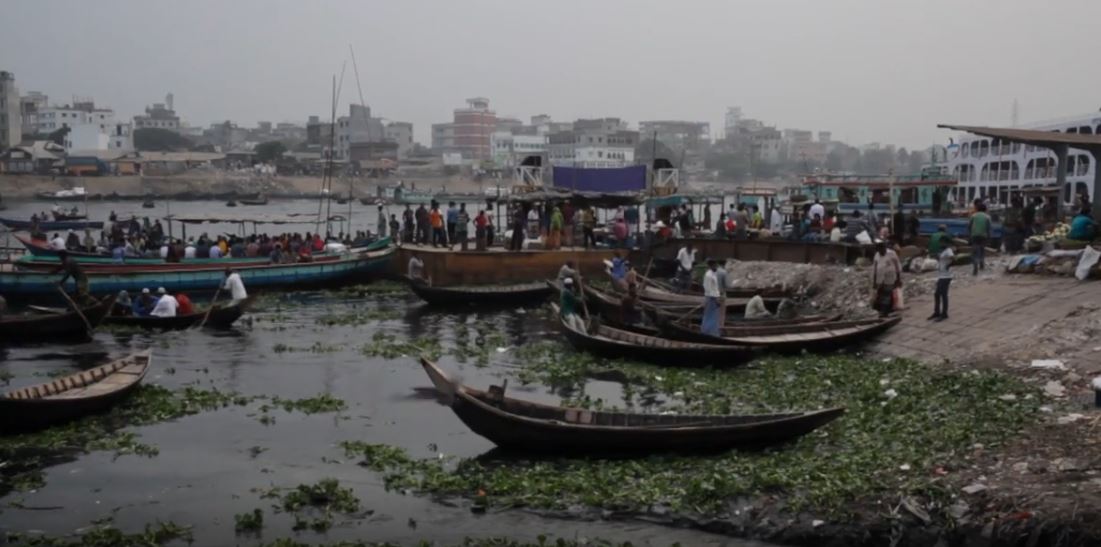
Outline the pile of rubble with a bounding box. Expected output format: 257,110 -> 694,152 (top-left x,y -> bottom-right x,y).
723,256 -> 1010,316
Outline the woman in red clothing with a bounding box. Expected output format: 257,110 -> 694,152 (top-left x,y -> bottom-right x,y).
175,293 -> 195,315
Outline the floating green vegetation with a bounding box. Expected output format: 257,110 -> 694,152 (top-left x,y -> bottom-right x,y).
0,385 -> 249,496
273,341 -> 344,354
5,521 -> 192,546
360,331 -> 442,361
255,537 -> 640,547
234,508 -> 264,535
337,280 -> 410,296
266,394 -> 347,415
341,351 -> 1038,520
452,323 -> 509,368
259,478 -> 362,533
0,370 -> 12,385
315,308 -> 402,326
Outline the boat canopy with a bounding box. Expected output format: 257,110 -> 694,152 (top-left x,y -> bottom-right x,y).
644,193 -> 725,208
165,213 -> 339,225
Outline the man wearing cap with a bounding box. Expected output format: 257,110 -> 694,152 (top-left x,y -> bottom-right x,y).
150,287 -> 179,318
133,288 -> 157,317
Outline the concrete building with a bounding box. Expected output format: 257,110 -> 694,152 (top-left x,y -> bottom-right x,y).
0,71 -> 20,150
306,115 -> 335,147
639,120 -> 711,169
19,91 -> 48,137
335,103 -> 385,160
431,122 -> 456,153
133,98 -> 180,132
724,107 -> 743,135
452,97 -> 496,160
31,99 -> 132,151
490,130 -> 547,168
384,121 -> 414,159
547,118 -> 637,168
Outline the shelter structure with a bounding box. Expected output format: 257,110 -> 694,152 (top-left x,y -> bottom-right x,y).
938,124 -> 1101,218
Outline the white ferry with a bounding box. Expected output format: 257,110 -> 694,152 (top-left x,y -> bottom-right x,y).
945,112 -> 1101,206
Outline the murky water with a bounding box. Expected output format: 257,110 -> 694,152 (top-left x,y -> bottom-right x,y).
0,286 -> 771,546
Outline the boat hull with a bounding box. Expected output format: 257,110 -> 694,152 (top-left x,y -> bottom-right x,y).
408,278 -> 553,307
0,217 -> 104,230
0,296 -> 115,342
105,297 -> 249,330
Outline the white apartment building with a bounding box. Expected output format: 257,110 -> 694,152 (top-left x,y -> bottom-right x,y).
547,118 -> 638,169
34,102 -> 133,150
491,131 -> 547,168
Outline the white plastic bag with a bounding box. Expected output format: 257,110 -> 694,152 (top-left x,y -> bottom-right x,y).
855,230 -> 873,245
1075,245 -> 1100,280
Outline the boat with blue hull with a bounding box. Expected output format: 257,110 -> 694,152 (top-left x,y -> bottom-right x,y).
0,217 -> 104,231
0,245 -> 395,300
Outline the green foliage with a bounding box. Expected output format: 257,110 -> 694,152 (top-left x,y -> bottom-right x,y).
133,128 -> 193,151
266,394 -> 347,415
255,141 -> 287,163
258,478 -> 361,533
6,521 -> 192,546
360,331 -> 441,360
234,508 -> 264,535
342,350 -> 1038,519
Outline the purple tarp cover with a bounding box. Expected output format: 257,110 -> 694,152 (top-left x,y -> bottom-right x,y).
552,165 -> 647,193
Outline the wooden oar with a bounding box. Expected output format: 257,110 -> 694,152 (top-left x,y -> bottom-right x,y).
56,285 -> 93,337
672,303 -> 704,324
197,287 -> 222,329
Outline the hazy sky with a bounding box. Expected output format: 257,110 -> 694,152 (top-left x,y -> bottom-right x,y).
5,0 -> 1100,148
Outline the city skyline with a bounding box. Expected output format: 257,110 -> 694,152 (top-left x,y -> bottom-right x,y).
4,0 -> 1101,148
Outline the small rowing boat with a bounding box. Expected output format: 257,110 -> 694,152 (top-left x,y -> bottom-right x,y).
409,277 -> 554,307
0,216 -> 103,231
104,296 -> 252,330
0,295 -> 115,342
0,351 -> 151,433
660,315 -> 903,352
420,358 -> 844,453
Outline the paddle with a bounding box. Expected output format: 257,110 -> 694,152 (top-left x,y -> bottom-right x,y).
56,285 -> 93,337
672,303 -> 704,324
197,286 -> 222,329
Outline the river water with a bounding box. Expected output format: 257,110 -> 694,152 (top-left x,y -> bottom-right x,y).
0,276 -> 771,545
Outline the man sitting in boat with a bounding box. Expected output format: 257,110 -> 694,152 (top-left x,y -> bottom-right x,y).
176,293 -> 194,315
49,232 -> 66,251
557,260 -> 577,286
223,268 -> 248,304
559,278 -> 586,332
133,288 -> 157,317
150,288 -> 178,318
113,290 -> 133,316
744,291 -> 772,320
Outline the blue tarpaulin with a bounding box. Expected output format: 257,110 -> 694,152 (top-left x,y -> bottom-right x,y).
553,165 -> 647,193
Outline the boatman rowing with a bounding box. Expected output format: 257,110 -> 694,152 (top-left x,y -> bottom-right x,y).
223,268 -> 248,304
53,250 -> 91,305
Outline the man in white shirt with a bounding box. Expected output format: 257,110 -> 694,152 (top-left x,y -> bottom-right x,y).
809,199 -> 826,224
150,287 -> 179,317
700,259 -> 722,336
184,240 -> 197,259
50,233 -> 67,250
407,254 -> 426,282
222,268 -> 248,303
770,207 -> 784,234
871,241 -> 902,317
159,243 -> 169,258
675,243 -> 696,289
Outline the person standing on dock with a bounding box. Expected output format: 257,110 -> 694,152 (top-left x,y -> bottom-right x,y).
968,201 -> 991,275
510,205 -> 526,251
548,204 -> 564,250
871,241 -> 902,317
562,200 -> 576,248
377,205 -> 388,239
733,204 -> 749,240
474,210 -> 488,251
714,213 -> 727,239
581,206 -> 597,249
402,205 -> 414,243
453,204 -> 470,251
429,205 -> 445,248
389,215 -> 400,245
929,237 -> 955,321
700,259 -> 722,337
415,204 -> 429,245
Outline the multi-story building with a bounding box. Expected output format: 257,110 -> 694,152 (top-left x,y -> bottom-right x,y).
0,71 -> 21,150
431,122 -> 455,153
306,115 -> 334,147
452,97 -> 496,160
133,101 -> 180,131
334,104 -> 385,160
724,106 -> 743,136
384,121 -> 414,159
19,91 -> 47,137
490,131 -> 547,168
547,118 -> 638,169
31,99 -> 132,150
639,120 -> 711,170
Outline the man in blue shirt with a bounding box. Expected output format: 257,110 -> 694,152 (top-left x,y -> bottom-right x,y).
1069,206 -> 1098,241
446,202 -> 459,245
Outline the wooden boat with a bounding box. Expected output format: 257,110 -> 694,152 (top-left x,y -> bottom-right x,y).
0,295 -> 116,342
661,315 -> 903,352
15,234 -> 314,268
225,200 -> 237,207
553,304 -> 754,365
409,277 -> 553,307
635,284 -> 782,309
141,200 -> 155,209
0,216 -> 104,231
104,296 -> 251,329
0,246 -> 395,300
0,351 -> 151,433
420,358 -> 844,453
238,195 -> 269,206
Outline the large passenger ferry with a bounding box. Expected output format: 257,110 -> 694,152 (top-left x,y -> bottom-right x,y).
945,113 -> 1101,206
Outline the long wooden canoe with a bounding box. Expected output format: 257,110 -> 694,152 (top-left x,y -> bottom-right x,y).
0,216 -> 103,230
0,246 -> 394,299
104,296 -> 251,330
661,315 -> 903,352
409,277 -> 553,307
554,305 -> 755,366
0,351 -> 151,433
0,295 -> 115,342
420,358 -> 844,453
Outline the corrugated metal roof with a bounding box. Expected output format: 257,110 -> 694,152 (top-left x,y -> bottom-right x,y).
938,124 -> 1101,150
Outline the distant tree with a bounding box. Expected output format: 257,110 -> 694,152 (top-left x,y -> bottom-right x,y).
134,128 -> 193,151
255,141 -> 287,163
47,126 -> 70,146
